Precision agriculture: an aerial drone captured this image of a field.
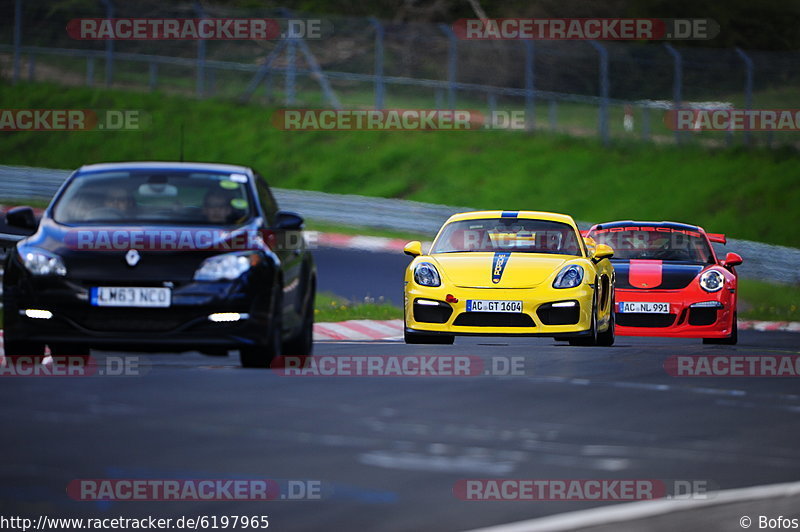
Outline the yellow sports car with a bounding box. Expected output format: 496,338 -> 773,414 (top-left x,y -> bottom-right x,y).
403,210 -> 616,345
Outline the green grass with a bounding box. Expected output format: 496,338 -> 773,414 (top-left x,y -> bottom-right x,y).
738,279 -> 800,322
314,291 -> 402,322
0,82 -> 799,248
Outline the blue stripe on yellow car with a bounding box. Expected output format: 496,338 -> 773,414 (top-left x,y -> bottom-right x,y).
492,252 -> 511,284
501,211 -> 518,218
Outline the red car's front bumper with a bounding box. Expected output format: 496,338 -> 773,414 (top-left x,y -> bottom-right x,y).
614,285 -> 736,338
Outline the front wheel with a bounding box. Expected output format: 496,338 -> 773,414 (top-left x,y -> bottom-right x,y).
240,292 -> 283,368
3,340 -> 46,364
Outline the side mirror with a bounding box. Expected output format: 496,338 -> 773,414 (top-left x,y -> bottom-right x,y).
404,241 -> 422,257
593,243 -> 614,262
723,252 -> 743,268
274,210 -> 304,230
6,206 -> 37,231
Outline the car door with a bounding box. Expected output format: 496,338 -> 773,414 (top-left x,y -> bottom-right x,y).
253,174 -> 304,330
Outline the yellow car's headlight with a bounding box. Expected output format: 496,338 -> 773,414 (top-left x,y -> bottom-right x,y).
553,264 -> 584,289
414,262 -> 441,287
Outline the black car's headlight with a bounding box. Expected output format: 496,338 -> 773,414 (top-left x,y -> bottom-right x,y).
699,269 -> 725,292
553,264 -> 584,289
20,247 -> 67,276
414,262 -> 441,287
194,252 -> 255,281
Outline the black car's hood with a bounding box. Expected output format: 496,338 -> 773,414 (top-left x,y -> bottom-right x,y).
613,259 -> 706,290
18,218 -> 265,282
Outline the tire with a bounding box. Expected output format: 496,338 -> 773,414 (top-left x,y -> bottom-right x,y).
48,343 -> 91,365
404,329 -> 455,345
3,340 -> 46,364
276,280 -> 315,370
596,293 -> 616,347
703,313 -> 738,345
281,280 -> 315,358
569,290 -> 599,346
240,291 -> 283,368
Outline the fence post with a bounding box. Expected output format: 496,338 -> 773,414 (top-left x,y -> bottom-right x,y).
641,106 -> 650,141
549,100 -> 557,131
27,53 -> 35,81
439,24 -> 458,108
194,2 -> 206,99
101,0 -> 115,87
12,0 -> 21,84
285,39 -> 296,106
370,18 -> 385,110
149,62 -> 157,91
735,47 -> 754,147
86,57 -> 95,86
664,43 -> 683,144
487,92 -> 497,126
589,40 -> 610,145
523,40 -> 535,131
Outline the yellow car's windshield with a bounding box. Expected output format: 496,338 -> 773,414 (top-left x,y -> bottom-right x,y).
431,218 -> 583,256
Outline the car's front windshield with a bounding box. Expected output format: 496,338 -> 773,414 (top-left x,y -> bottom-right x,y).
589,226 -> 715,263
53,171 -> 254,226
430,218 -> 583,256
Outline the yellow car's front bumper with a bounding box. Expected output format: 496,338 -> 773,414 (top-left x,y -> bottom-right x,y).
404,284 -> 596,337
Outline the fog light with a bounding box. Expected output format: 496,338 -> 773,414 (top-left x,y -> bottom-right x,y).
415,299 -> 439,306
208,312 -> 249,322
23,309 -> 53,319
551,301 -> 577,308
690,301 -> 723,308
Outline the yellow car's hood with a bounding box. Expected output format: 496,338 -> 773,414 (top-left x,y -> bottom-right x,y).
431,252 -> 575,289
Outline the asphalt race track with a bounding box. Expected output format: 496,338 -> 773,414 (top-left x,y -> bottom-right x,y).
2,248 -> 800,531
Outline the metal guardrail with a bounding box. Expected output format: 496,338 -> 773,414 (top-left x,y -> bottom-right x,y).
0,164 -> 798,284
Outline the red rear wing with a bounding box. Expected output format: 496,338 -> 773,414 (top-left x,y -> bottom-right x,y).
707,233 -> 727,244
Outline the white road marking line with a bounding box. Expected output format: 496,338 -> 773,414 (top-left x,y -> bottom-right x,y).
462,479 -> 800,532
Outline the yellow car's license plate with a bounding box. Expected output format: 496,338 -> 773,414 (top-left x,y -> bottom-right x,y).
466,300 -> 522,312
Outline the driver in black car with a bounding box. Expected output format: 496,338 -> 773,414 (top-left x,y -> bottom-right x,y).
202,189 -> 235,224
103,186 -> 137,215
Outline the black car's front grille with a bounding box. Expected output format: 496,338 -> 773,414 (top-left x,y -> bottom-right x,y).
616,313 -> 677,328
81,317 -> 185,332
76,309 -> 200,332
689,307 -> 718,326
453,312 -> 535,327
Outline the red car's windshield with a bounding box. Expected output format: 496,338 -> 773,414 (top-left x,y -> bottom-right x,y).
589,226 -> 715,263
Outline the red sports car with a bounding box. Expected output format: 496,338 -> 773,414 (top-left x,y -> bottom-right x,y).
586,221 -> 742,344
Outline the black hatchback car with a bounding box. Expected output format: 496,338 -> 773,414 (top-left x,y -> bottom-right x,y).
3,162 -> 316,368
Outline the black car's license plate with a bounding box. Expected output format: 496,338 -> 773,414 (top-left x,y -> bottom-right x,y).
91,286 -> 171,308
